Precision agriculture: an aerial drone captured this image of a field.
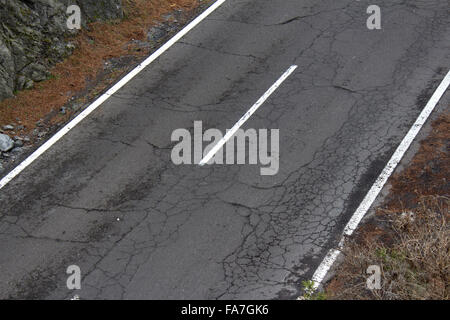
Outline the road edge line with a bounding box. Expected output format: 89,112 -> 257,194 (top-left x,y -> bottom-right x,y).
309,69 -> 450,291
0,0 -> 228,190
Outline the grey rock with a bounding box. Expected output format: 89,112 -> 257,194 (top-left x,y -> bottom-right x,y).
0,0 -> 124,102
163,13 -> 178,23
16,76 -> 28,91
22,63 -> 50,82
147,26 -> 167,42
3,125 -> 14,131
0,38 -> 14,99
0,134 -> 14,152
11,146 -> 22,154
14,139 -> 23,148
78,0 -> 123,21
24,79 -> 35,90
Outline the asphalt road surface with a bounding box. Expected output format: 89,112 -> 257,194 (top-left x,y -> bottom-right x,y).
0,0 -> 449,299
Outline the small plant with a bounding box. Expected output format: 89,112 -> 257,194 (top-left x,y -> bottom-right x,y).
375,247 -> 387,260
301,280 -> 327,300
326,196 -> 449,300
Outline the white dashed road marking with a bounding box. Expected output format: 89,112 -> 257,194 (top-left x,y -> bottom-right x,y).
0,0 -> 228,191
199,65 -> 298,165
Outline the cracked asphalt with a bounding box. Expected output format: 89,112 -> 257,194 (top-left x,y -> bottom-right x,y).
0,0 -> 449,299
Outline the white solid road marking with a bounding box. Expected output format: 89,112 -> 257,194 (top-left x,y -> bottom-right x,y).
0,0 -> 228,191
310,69 -> 450,290
1,0 -> 448,296
199,65 -> 298,165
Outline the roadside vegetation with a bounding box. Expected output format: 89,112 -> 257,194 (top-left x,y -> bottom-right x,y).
0,0 -> 203,140
326,111 -> 449,300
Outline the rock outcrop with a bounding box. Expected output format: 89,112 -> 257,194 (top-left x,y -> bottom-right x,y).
0,0 -> 123,101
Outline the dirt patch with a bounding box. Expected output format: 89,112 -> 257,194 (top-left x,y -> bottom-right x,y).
325,108 -> 449,300
0,0 -> 209,172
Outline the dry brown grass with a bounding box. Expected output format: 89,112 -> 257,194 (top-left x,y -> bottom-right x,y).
388,112 -> 449,200
326,110 -> 450,300
0,0 -> 202,136
327,195 -> 449,300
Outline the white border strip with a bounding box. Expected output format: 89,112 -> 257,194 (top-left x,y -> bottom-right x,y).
199,65 -> 298,165
310,69 -> 450,290
0,0 -> 228,190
